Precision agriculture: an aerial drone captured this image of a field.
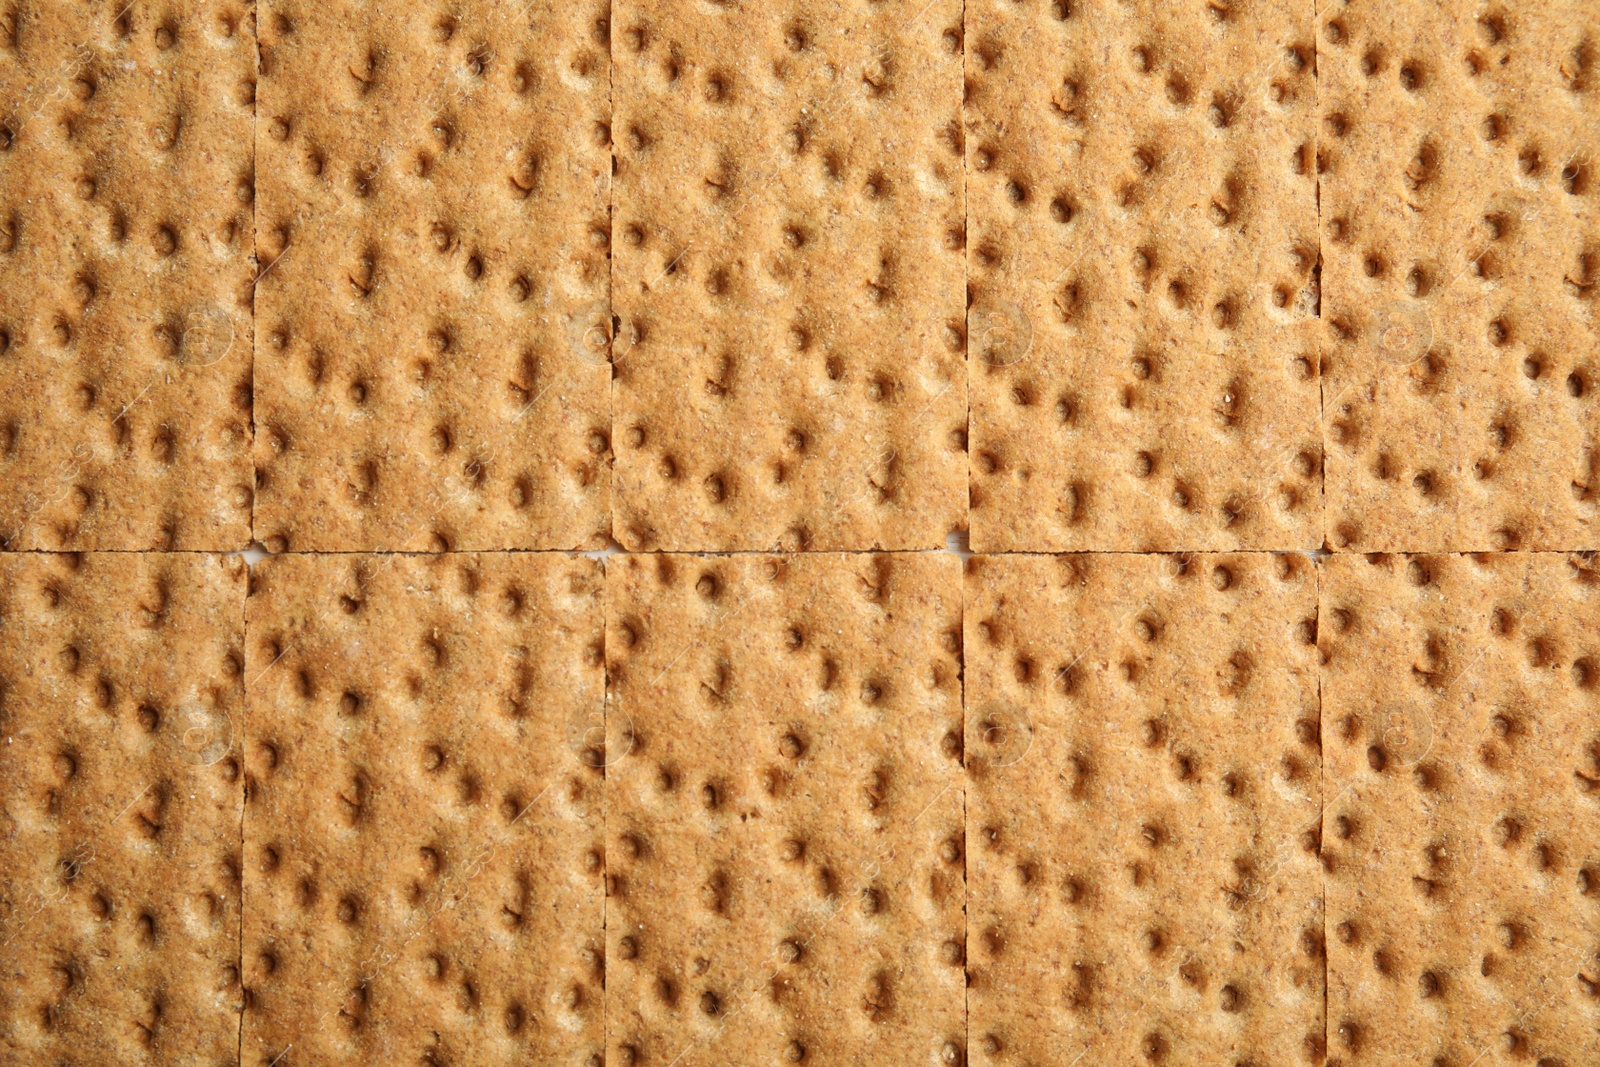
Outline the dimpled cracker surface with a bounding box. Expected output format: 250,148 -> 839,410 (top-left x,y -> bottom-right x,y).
253,0 -> 611,552
1318,3 -> 1600,552
0,553 -> 246,1065
965,552 -> 1325,1066
0,2 -> 255,550
964,1 -> 1321,552
241,554 -> 604,1066
1319,552 -> 1600,1067
605,553 -> 965,1066
610,1 -> 966,551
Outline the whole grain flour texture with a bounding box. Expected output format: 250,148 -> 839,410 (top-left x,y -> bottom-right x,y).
0,553 -> 246,1064
1320,552 -> 1600,1067
610,2 -> 967,551
964,1 -> 1322,552
253,1 -> 612,551
241,553 -> 605,1067
965,552 -> 1325,1065
605,552 -> 965,1065
0,2 -> 256,550
1318,2 -> 1600,551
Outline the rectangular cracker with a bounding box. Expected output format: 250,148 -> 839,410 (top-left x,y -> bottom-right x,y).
964,1 -> 1322,552
1318,3 -> 1600,551
0,552 -> 246,1063
252,0 -> 611,551
965,552 -> 1325,1065
0,2 -> 255,549
604,552 -> 965,1065
1320,552 -> 1600,1066
609,3 -> 967,551
241,553 -> 605,1067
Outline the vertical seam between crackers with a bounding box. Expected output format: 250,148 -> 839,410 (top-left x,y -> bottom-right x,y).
1309,0 -> 1331,1046
249,7 -> 262,552
605,5 -> 617,1051
1314,540 -> 1329,1059
1313,1 -> 1330,1050
242,11 -> 262,1061
606,2 -> 618,554
958,0 -> 972,1047
1313,0 -> 1328,556
961,0 -> 973,553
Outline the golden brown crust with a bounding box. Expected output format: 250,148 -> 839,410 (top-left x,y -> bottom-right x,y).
965,0 -> 1322,551
965,551 -> 1325,1065
1319,2 -> 1600,551
1320,552 -> 1600,1066
610,1 -> 967,551
0,552 -> 247,1063
605,552 -> 965,1065
241,552 -> 606,1067
0,1 -> 256,549
253,0 -> 612,551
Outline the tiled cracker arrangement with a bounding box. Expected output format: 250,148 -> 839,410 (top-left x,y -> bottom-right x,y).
0,3 -> 1596,1066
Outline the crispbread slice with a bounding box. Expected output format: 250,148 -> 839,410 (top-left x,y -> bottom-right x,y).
965,0 -> 1322,552
965,551 -> 1325,1065
1320,552 -> 1600,1066
0,552 -> 246,1064
241,553 -> 605,1066
605,552 -> 965,1064
610,2 -> 967,551
253,0 -> 612,551
0,2 -> 255,549
1318,2 -> 1600,551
